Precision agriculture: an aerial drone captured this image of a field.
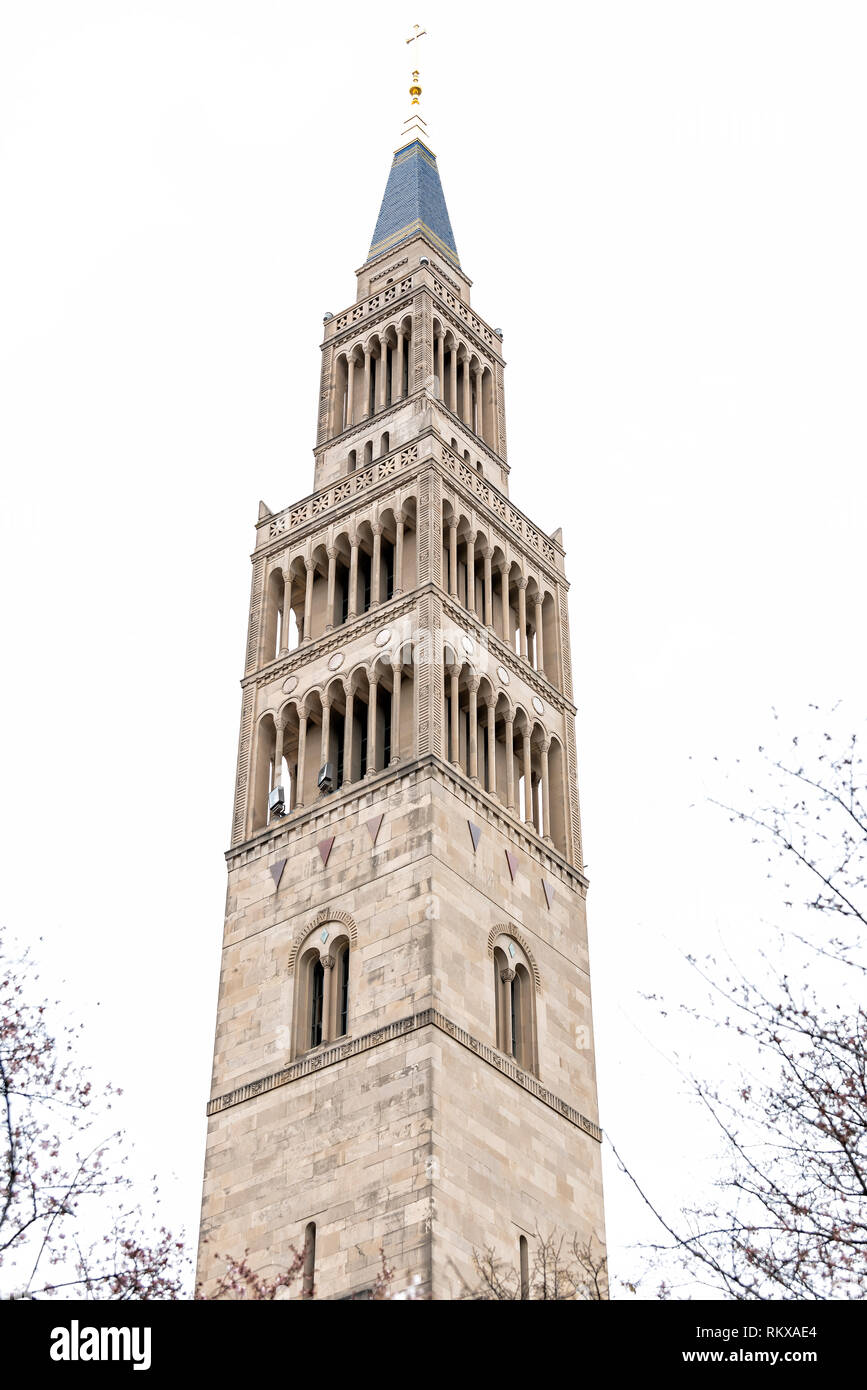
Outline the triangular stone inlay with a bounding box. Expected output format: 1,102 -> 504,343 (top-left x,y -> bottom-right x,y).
505,850 -> 518,881
269,858 -> 287,890
318,837 -> 335,867
366,814 -> 384,846
541,878 -> 555,910
468,821 -> 482,853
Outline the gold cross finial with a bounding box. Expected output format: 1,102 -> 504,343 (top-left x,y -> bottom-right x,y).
406,24 -> 427,105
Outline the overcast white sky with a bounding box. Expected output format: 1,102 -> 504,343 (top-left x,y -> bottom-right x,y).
1,1 -> 865,1297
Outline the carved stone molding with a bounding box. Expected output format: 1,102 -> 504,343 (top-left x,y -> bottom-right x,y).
287,907 -> 359,975
205,1007 -> 602,1144
487,924 -> 542,991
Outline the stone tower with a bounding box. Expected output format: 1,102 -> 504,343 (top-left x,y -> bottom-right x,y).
197,68 -> 605,1301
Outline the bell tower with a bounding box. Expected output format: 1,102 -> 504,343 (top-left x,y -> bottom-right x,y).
197,51 -> 605,1300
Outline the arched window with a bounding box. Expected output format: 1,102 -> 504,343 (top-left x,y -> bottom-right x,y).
291,928 -> 354,1058
492,934 -> 538,1075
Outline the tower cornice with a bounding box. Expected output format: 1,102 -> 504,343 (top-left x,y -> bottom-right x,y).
243,578 -> 577,722
323,264 -> 501,363
223,755 -> 589,895
256,428 -> 563,582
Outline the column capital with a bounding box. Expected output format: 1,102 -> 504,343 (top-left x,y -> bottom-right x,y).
320,954 -> 336,970
371,521 -> 384,537
499,967 -> 516,983
447,662 -> 462,680
516,575 -> 528,590
467,675 -> 480,693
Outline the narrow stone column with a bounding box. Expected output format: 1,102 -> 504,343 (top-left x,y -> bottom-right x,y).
483,547 -> 493,629
362,346 -> 372,419
499,564 -> 510,643
279,569 -> 293,654
522,730 -> 533,824
303,558 -> 315,643
540,738 -> 552,843
394,517 -> 405,596
273,716 -> 285,790
517,577 -> 528,658
468,678 -> 479,782
534,597 -> 544,674
449,344 -> 457,414
394,330 -> 405,402
378,345 -> 388,411
296,712 -> 308,807
465,534 -> 476,613
435,333 -> 444,398
449,666 -> 460,764
371,524 -> 382,606
325,547 -> 336,631
390,662 -> 402,763
348,540 -> 359,620
343,687 -> 355,785
346,356 -> 356,427
461,353 -> 472,425
319,697 -> 331,774
486,702 -> 497,796
449,521 -> 459,597
499,967 -> 516,1052
366,677 -> 379,776
321,955 -> 335,1043
505,716 -> 515,810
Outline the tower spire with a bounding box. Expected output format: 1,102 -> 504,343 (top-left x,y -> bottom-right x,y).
365,22 -> 458,269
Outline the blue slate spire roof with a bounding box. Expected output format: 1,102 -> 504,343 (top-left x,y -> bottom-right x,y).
366,139 -> 460,269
